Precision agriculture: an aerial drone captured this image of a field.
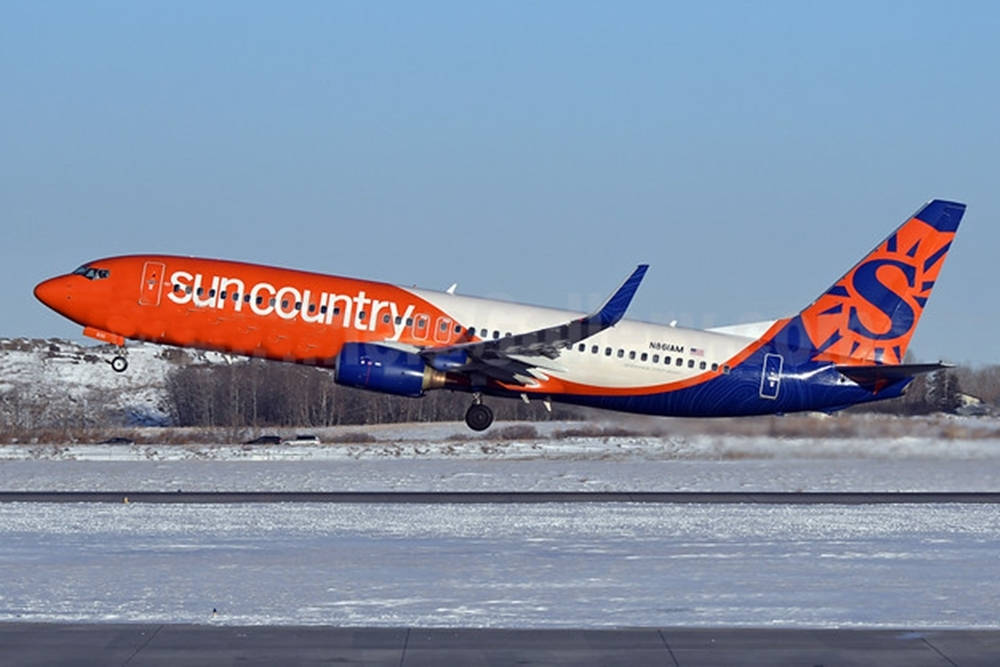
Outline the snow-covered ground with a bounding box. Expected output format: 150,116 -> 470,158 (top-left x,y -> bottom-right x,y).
2,458 -> 1000,492
3,420 -> 1000,491
0,338 -> 229,425
3,419 -> 1000,628
1,502 -> 996,628
5,430 -> 1000,463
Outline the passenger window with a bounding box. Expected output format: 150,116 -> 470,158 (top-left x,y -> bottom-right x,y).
269,298 -> 276,307
173,284 -> 182,293
711,363 -> 718,371
688,359 -> 695,368
664,356 -> 671,365
197,287 -> 204,296
605,347 -> 612,356
414,314 -> 429,339
455,324 -> 462,333
723,365 -> 731,374
493,331 -> 500,339
320,305 -> 327,314
358,311 -> 366,321
257,296 -> 264,305
295,301 -> 302,310
628,351 -> 635,360
209,289 -> 216,298
617,349 -> 624,358
699,361 -> 706,370
406,317 -> 413,326
676,358 -> 683,366
395,316 -> 402,325
578,344 -> 585,352
309,304 -> 316,313
219,291 -> 227,300
334,307 -> 341,316
641,353 -> 648,362
440,321 -> 448,331
383,314 -> 391,324
591,345 -> 598,354
652,354 -> 659,363
281,300 -> 289,309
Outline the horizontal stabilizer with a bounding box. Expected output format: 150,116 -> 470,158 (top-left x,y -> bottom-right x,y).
836,362 -> 950,392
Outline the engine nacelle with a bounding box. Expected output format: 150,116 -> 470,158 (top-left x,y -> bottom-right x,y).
334,342 -> 447,397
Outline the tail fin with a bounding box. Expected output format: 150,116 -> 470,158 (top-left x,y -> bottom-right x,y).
798,199 -> 965,366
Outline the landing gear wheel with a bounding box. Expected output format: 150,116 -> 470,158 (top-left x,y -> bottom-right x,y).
465,403 -> 494,431
110,355 -> 128,373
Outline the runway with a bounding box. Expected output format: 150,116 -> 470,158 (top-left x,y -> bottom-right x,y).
1,624 -> 996,665
2,491 -> 1000,503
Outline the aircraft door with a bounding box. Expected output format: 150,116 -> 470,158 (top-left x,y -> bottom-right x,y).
434,317 -> 452,343
759,353 -> 783,400
139,261 -> 166,306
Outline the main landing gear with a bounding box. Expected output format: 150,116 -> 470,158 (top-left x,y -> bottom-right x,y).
465,394 -> 494,431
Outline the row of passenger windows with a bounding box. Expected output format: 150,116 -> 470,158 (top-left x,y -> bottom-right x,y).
572,342 -> 729,373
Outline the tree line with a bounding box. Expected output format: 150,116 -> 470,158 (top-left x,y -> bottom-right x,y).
164,360 -> 578,427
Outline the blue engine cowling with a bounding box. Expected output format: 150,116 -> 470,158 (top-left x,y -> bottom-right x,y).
334,343 -> 447,397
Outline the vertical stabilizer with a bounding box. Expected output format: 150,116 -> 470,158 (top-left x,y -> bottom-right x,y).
797,199 -> 964,366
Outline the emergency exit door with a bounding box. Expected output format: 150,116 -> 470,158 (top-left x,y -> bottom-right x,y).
759,353 -> 783,399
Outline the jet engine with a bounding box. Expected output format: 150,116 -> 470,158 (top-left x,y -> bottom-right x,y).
334,342 -> 447,397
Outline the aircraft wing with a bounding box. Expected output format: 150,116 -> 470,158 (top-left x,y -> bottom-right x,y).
419,264 -> 648,386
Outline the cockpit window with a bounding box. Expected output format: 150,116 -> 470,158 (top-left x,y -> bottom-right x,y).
72,265 -> 110,280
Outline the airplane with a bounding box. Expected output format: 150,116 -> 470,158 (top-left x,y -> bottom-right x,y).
34,199 -> 965,431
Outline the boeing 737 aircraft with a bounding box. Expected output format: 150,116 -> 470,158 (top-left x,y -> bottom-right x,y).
35,200 -> 964,430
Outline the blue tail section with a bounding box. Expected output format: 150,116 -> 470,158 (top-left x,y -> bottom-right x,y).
546,200 -> 966,418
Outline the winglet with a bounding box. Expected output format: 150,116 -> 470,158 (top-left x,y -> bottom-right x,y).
594,264 -> 648,327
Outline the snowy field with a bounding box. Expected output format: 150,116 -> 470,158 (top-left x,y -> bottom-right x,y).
3,458 -> 1000,492
3,421 -> 1000,492
2,424 -> 999,628
1,502 -> 996,628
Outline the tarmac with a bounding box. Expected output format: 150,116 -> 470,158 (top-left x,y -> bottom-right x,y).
1,624 -> 997,666
1,491 -> 999,503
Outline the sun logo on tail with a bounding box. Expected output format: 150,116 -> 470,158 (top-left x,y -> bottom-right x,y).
800,215 -> 957,366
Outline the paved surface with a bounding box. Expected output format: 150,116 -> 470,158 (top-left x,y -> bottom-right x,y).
0,624 -> 996,666
1,491 -> 999,504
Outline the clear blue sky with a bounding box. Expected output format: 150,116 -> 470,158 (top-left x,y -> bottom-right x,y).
3,2 -> 998,364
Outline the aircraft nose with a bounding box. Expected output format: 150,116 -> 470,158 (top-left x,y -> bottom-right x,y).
34,276 -> 71,310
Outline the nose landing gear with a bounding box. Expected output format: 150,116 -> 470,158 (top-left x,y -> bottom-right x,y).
465,394 -> 494,431
109,354 -> 128,373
